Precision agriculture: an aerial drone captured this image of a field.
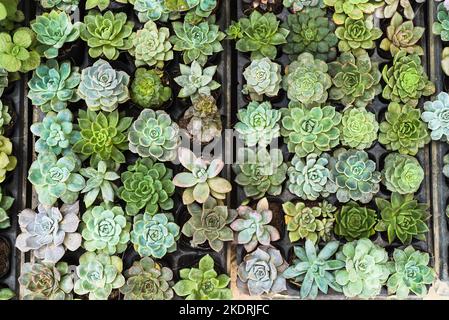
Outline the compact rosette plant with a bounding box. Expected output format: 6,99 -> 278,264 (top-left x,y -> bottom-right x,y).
323,0 -> 385,25
242,58 -> 282,101
132,0 -> 175,23
0,27 -> 40,73
340,108 -> 378,150
0,100 -> 11,135
131,68 -> 172,109
0,187 -> 13,229
380,0 -> 420,20
0,135 -> 15,182
38,0 -> 80,13
334,201 -> 377,241
0,68 -> 8,97
335,16 -> 382,52
382,153 -> 424,194
283,0 -> 324,12
433,3 -> 449,41
422,91 -> 449,142
0,0 -> 24,31
85,0 -> 129,10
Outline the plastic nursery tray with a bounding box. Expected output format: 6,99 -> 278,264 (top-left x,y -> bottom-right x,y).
21,0 -> 233,300
228,0 -> 435,299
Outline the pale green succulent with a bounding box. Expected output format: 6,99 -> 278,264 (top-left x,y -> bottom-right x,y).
335,16 -> 382,52
324,0 -> 385,25
0,187 -> 13,229
283,0 -> 324,12
0,100 -> 11,135
0,135 -> 15,183
382,153 -> 424,195
340,108 -> 378,150
132,0 -> 175,23
422,92 -> 449,142
85,0 -> 129,11
38,0 -> 80,13
242,58 -> 282,101
0,27 -> 40,73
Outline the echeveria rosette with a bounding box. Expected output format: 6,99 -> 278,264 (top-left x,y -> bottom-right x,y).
334,202 -> 377,241
80,161 -> 119,208
378,103 -> 430,156
382,153 -> 424,194
0,187 -> 13,229
340,108 -> 379,150
382,50 -> 435,107
230,198 -> 280,252
0,135 -> 15,183
81,203 -> 130,255
132,0 -> 175,23
283,240 -> 345,299
0,101 -> 10,135
323,0 -> 385,25
237,246 -> 288,296
0,27 -> 40,73
233,148 -> 287,200
433,3 -> 449,42
182,196 -> 237,252
335,16 -> 382,52
234,101 -> 281,147
283,53 -> 332,106
326,148 -> 381,204
30,109 -> 80,156
16,202 -> 82,263
228,11 -> 289,60
118,158 -> 174,216
328,49 -> 382,109
422,92 -> 449,142
182,0 -> 218,22
39,0 -> 80,13
77,59 -> 130,113
31,10 -> 81,59
174,61 -> 220,101
0,68 -> 8,97
282,7 -> 338,62
387,246 -> 435,299
242,58 -> 282,101
131,68 -> 172,109
174,254 -> 232,300
19,262 -> 74,300
131,213 -> 180,259
27,152 -> 85,206
80,10 -> 134,60
380,0 -> 417,20
27,59 -> 81,113
283,0 -> 325,12
280,103 -> 341,158
375,193 -> 429,245
74,252 -> 125,300
128,109 -> 180,162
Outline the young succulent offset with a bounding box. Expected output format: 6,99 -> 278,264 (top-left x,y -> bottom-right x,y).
39,0 -> 80,13
80,161 -> 119,208
131,68 -> 172,109
433,3 -> 449,41
174,61 -> 220,101
334,202 -> 377,241
132,0 -> 175,23
0,101 -> 11,135
0,27 -> 40,73
335,16 -> 382,52
324,0 -> 384,24
422,91 -> 449,142
242,58 -> 282,101
340,108 -> 379,150
382,153 -> 424,194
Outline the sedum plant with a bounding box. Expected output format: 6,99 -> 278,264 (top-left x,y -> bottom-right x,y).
118,158 -> 174,216
80,161 -> 119,208
328,49 -> 381,108
16,202 -> 81,263
128,109 -> 180,162
74,252 -> 125,300
335,16 -> 382,52
0,135 -> 15,183
234,101 -> 281,147
233,148 -> 287,200
326,148 -> 381,204
80,10 -> 134,60
242,58 -> 282,101
0,27 -> 40,73
382,153 -> 424,195
237,246 -> 287,296
77,59 -> 130,113
174,254 -> 232,300
132,0 -> 175,23
0,101 -> 11,135
422,91 -> 449,142
340,108 -> 378,150
230,198 -> 280,252
282,8 -> 338,62
433,3 -> 449,42
334,201 -> 377,241
283,0 -> 324,12
173,147 -> 232,204
283,240 -> 345,299
131,68 -> 172,109
283,52 -> 331,106
131,213 -> 180,259
174,61 -> 220,101
378,103 -> 430,156
280,103 -> 341,158
324,0 -> 384,24
31,10 -> 81,59
0,187 -> 12,229
183,197 -> 237,252
27,59 -> 80,112
38,0 -> 80,13
30,109 -> 80,156
375,193 -> 429,244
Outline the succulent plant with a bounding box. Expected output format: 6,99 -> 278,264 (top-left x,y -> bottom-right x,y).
131,68 -> 172,109
326,148 -> 381,204
128,109 -> 180,162
234,101 -> 281,147
28,152 -> 85,206
174,61 -> 220,101
433,3 -> 449,42
444,153 -> 449,179
237,246 -> 288,296
131,213 -> 180,258
72,109 -> 132,164
174,147 -> 232,204
379,0 -> 416,20
132,0 -> 175,23
442,47 -> 449,77
242,58 -> 282,101
283,240 -> 345,299
328,49 -> 382,108
422,91 -> 449,142
323,0 -> 385,25
74,252 -> 125,300
0,188 -> 12,230
0,135 -> 15,183
282,8 -> 338,62
280,103 -> 341,158
0,287 -> 14,300
183,196 -> 237,252
378,103 -> 430,156
39,0 -> 80,13
382,50 -> 435,107
30,109 -> 80,156
387,246 -> 435,299
0,100 -> 11,135
119,158 -> 174,216
334,202 -> 377,241
77,59 -> 130,113
340,108 -> 379,150
85,0 -> 129,10
382,153 -> 424,195
375,193 -> 429,244
283,201 -> 336,243
227,11 -> 289,60
0,27 -> 40,73
16,202 -> 81,263
287,153 -> 331,201
19,262 -> 74,300
335,239 -> 391,298
31,10 -> 81,59
174,254 -> 232,300
120,257 -> 174,300
0,68 -> 7,97
0,0 -> 24,31
80,161 -> 119,208
170,15 -> 225,66
80,10 -> 134,60
233,148 -> 287,200
283,0 -> 324,12
335,16 -> 382,52
27,59 -> 81,113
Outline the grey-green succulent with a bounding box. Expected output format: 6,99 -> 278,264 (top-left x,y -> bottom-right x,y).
0,100 -> 11,135
340,108 -> 379,150
38,0 -> 80,13
0,187 -> 13,229
242,58 -> 282,101
382,153 -> 424,195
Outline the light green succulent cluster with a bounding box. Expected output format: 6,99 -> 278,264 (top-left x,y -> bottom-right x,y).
0,135 -> 15,183
335,16 -> 382,52
382,153 -> 424,194
340,108 -> 378,150
324,0 -> 385,25
39,0 -> 79,13
0,27 -> 40,73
